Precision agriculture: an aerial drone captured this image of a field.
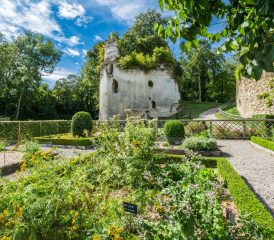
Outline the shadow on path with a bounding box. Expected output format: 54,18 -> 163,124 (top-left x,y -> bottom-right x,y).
242,176 -> 274,217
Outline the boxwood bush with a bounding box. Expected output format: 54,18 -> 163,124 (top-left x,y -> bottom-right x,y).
71,112 -> 92,137
182,137 -> 218,151
163,120 -> 185,145
251,136 -> 274,151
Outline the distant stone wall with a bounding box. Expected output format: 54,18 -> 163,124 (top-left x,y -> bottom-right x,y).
237,72 -> 274,118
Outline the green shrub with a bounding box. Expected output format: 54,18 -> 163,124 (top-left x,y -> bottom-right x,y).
152,47 -> 174,64
182,137 -> 218,151
251,136 -> 274,151
71,112 -> 92,137
163,120 -> 185,145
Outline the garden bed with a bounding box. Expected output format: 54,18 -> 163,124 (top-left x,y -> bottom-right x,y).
0,120 -> 273,239
33,133 -> 92,148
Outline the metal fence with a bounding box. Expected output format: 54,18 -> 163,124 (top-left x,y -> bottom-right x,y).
0,119 -> 273,141
96,119 -> 274,140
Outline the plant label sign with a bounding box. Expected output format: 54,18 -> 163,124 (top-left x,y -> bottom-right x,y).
123,202 -> 137,215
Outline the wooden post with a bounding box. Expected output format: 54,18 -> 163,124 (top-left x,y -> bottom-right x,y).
18,122 -> 21,142
243,121 -> 247,139
210,121 -> 213,139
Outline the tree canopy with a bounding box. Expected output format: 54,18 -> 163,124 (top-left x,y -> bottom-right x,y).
156,0 -> 274,80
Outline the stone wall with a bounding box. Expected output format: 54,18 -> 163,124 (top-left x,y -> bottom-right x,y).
99,39 -> 180,120
237,72 -> 274,118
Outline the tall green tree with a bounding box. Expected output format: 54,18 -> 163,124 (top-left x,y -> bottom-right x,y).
13,32 -> 61,119
157,0 -> 274,79
180,41 -> 236,103
119,9 -> 168,56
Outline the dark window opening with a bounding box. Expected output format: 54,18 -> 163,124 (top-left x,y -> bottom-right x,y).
148,80 -> 153,88
112,79 -> 119,93
152,101 -> 156,109
107,63 -> 113,75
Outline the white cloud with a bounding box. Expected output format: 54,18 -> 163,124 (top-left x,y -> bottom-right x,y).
58,2 -> 85,19
82,49 -> 88,55
68,36 -> 83,46
63,48 -> 81,57
0,0 -> 91,43
0,0 -> 62,38
94,0 -> 157,24
58,1 -> 92,26
43,67 -> 77,87
94,35 -> 103,41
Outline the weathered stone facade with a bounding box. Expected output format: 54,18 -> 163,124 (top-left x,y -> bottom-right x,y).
99,39 -> 181,120
237,72 -> 274,118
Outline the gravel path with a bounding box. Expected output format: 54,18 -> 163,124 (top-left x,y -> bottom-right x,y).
218,140 -> 274,216
198,107 -> 220,120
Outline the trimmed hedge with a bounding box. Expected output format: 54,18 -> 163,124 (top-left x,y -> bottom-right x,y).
163,120 -> 185,144
217,157 -> 274,238
251,136 -> 274,151
0,120 -> 71,141
162,154 -> 274,238
71,112 -> 92,137
33,135 -> 92,147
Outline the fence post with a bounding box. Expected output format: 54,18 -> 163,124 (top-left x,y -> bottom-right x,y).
18,122 -> 21,142
210,121 -> 213,139
243,121 -> 247,139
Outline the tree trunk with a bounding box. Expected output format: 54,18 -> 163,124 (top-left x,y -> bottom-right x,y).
198,75 -> 202,103
15,87 -> 25,120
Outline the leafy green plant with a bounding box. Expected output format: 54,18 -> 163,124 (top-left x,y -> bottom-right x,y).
182,137 -> 217,151
71,112 -> 92,137
0,141 -> 6,152
20,141 -> 41,155
163,120 -> 185,145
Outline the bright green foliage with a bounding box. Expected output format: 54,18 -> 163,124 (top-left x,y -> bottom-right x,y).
163,120 -> 185,144
152,47 -> 174,64
118,10 -> 167,56
71,112 -> 92,137
157,0 -> 274,80
0,31 -> 61,120
118,47 -> 174,72
251,136 -> 274,151
182,137 -> 217,151
34,134 -> 92,147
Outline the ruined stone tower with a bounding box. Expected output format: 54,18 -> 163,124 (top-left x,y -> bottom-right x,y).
99,39 -> 181,120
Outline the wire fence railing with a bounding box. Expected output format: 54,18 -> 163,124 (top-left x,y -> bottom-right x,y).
0,119 -> 273,142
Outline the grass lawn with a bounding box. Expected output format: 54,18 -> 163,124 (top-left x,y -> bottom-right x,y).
179,101 -> 221,119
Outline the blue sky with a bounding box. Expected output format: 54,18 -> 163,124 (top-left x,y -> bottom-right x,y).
0,0 -> 226,87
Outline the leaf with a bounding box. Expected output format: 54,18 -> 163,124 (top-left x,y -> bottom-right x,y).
192,39 -> 199,48
241,21 -> 249,28
158,0 -> 164,11
253,65 -> 263,80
